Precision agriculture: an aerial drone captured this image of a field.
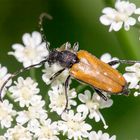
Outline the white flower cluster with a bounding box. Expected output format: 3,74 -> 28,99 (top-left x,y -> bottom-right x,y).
0,31 -> 118,139
100,0 -> 140,32
124,63 -> 140,97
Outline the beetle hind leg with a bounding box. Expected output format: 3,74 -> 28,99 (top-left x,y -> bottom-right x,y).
94,88 -> 108,101
108,59 -> 140,66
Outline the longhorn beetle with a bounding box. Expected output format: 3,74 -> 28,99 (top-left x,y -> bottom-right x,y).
0,13 -> 140,111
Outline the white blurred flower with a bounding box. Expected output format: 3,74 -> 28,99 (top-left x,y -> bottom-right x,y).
4,124 -> 33,140
100,1 -> 136,31
0,64 -> 12,98
88,130 -> 116,140
9,77 -> 40,107
0,136 -> 6,140
135,8 -> 140,22
100,53 -> 119,69
35,119 -> 59,140
8,31 -> 49,67
58,110 -> 92,140
77,90 -> 113,129
123,63 -> 140,89
42,62 -> 69,85
16,95 -> 47,130
48,84 -> 77,115
0,100 -> 16,129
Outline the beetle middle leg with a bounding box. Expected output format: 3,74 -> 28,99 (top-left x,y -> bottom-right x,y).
63,75 -> 71,112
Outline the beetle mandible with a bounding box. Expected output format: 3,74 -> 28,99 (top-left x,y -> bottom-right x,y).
0,13 -> 140,111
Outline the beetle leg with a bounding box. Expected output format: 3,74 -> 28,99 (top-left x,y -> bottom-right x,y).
108,60 -> 120,66
49,68 -> 65,81
108,60 -> 140,66
63,75 -> 71,112
94,88 -> 108,101
0,59 -> 48,101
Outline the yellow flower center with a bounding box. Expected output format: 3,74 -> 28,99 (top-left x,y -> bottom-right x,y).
24,47 -> 36,59
57,94 -> 66,107
67,120 -> 81,131
20,86 -> 32,100
0,107 -> 8,118
41,126 -> 53,138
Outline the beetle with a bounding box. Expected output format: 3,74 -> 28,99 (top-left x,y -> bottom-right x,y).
0,13 -> 139,110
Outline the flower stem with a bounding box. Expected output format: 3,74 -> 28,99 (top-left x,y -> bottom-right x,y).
76,84 -> 87,93
134,24 -> 140,29
30,68 -> 36,81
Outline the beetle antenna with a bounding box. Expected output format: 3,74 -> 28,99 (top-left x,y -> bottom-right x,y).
0,59 -> 48,101
39,13 -> 53,51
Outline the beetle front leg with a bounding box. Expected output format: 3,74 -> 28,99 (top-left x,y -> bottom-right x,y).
49,68 -> 65,81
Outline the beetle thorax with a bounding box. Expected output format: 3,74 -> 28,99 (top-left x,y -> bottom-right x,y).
48,50 -> 79,68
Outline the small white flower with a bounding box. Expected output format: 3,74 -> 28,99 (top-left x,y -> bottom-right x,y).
0,64 -> 12,98
0,100 -> 16,129
77,90 -> 113,129
48,84 -> 77,115
42,62 -> 69,85
88,130 -> 116,140
100,1 -> 136,31
16,95 -> 47,127
35,119 -> 59,140
9,77 -> 40,107
8,31 -> 49,67
58,110 -> 92,140
100,53 -> 119,69
123,63 -> 140,89
4,124 -> 33,140
135,8 -> 140,22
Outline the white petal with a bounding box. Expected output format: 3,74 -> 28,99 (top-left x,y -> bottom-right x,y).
22,33 -> 31,46
124,18 -> 136,31
126,3 -> 136,16
78,94 -> 87,103
110,21 -> 123,32
11,43 -> 24,50
85,90 -> 91,100
0,67 -> 7,78
138,16 -> 140,22
100,15 -> 112,26
100,53 -> 111,63
135,8 -> 140,14
102,7 -> 116,15
32,31 -> 42,46
77,104 -> 88,115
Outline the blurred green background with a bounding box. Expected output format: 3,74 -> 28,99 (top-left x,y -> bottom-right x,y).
0,0 -> 140,139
